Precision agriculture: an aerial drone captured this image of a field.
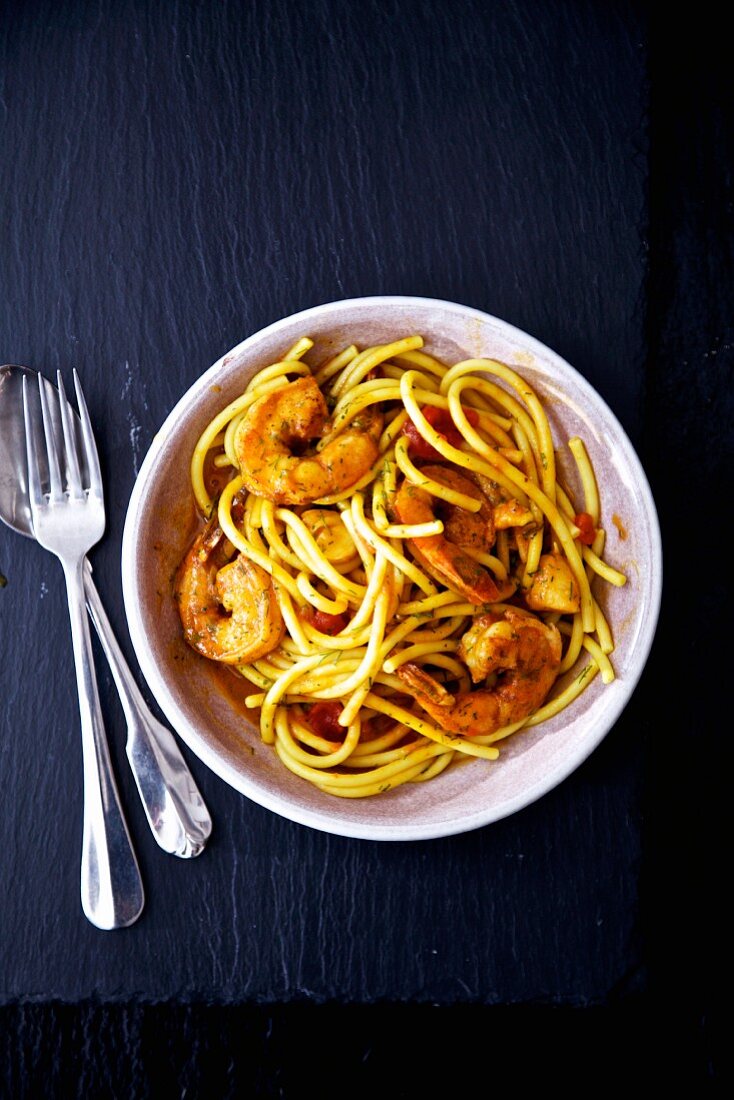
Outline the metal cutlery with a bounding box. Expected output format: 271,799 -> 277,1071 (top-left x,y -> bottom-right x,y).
22,370 -> 144,929
83,557 -> 212,858
1,364 -> 212,865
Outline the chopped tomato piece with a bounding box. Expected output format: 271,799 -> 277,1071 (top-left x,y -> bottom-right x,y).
309,608 -> 350,634
574,512 -> 596,546
401,405 -> 480,460
307,701 -> 344,739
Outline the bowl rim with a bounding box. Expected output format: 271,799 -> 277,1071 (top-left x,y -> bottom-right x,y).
121,294 -> 663,840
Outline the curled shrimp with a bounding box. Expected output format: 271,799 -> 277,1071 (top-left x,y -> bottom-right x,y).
175,505 -> 285,664
397,608 -> 562,736
234,376 -> 383,505
393,465 -> 499,603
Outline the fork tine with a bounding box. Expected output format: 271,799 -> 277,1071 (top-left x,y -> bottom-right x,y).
72,369 -> 103,498
22,377 -> 44,508
45,377 -> 69,486
57,372 -> 84,498
38,375 -> 64,500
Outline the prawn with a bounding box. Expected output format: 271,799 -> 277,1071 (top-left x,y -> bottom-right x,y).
393,465 -> 500,603
234,376 -> 383,505
397,608 -> 561,736
175,502 -> 285,665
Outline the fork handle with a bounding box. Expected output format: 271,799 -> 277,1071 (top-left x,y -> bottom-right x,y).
62,559 -> 145,929
82,561 -> 212,858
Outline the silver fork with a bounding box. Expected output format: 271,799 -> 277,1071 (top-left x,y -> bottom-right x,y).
8,365 -> 211,858
23,371 -> 145,929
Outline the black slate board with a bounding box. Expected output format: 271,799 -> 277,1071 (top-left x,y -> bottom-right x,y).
0,0 -> 648,1007
1,2 -> 727,1081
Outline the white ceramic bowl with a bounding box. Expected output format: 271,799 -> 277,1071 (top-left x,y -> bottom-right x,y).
121,296 -> 662,840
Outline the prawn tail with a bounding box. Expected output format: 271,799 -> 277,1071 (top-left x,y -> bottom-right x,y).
397,663 -> 455,709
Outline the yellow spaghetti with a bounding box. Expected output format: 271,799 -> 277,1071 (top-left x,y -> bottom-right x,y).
174,335 -> 626,798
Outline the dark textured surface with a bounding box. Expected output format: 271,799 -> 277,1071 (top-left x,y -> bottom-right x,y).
0,0 -> 646,1007
0,1000 -> 713,1095
1,0 -> 726,1080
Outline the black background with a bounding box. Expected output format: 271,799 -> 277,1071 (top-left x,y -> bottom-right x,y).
1,0 -> 728,1092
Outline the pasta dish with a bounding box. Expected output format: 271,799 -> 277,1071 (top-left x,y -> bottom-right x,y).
174,335 -> 626,798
